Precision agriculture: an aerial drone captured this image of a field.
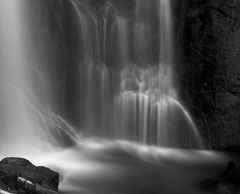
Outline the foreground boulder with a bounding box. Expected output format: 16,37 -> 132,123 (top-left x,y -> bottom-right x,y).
0,157 -> 59,194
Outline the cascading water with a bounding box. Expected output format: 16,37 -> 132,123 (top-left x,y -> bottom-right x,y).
0,0 -> 79,158
71,0 -> 204,149
0,0 -> 204,156
0,1 -> 231,194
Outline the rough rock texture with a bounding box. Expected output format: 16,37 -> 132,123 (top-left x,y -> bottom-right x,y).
0,158 -> 59,194
179,0 -> 240,149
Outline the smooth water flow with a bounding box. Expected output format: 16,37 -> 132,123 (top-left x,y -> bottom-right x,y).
0,1 -> 231,194
0,0 -> 79,157
0,0 -> 42,155
71,0 -> 204,148
0,0 -> 204,155
0,0 -> 205,153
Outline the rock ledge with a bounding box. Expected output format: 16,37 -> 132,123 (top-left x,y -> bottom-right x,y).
0,157 -> 59,194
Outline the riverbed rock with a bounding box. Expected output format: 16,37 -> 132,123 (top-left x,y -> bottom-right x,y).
0,157 -> 59,194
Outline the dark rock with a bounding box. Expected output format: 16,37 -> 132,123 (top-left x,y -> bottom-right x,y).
179,0 -> 240,150
222,161 -> 240,185
35,167 -> 59,191
0,157 -> 59,194
0,175 -> 18,190
0,158 -> 35,168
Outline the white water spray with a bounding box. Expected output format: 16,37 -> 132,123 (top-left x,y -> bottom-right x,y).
0,0 -> 79,158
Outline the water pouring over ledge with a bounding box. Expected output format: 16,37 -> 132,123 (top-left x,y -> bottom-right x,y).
0,0 -> 231,194
0,0 -> 205,153
71,0 -> 204,149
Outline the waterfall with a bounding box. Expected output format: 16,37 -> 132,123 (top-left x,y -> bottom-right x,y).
0,0 -> 79,157
71,0 -> 204,149
0,0 -> 204,157
0,1 -> 230,194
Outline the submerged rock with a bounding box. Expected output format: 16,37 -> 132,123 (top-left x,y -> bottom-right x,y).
0,157 -> 59,194
221,161 -> 240,185
199,161 -> 240,194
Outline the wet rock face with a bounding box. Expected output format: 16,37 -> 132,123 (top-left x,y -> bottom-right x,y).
179,0 -> 240,149
0,157 -> 59,194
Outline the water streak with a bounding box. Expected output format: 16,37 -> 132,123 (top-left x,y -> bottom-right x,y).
70,0 -> 204,148
0,0 -> 79,157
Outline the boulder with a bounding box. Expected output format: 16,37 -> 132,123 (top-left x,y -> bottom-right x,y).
0,157 -> 59,194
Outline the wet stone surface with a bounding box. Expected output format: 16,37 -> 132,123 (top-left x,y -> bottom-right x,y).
0,157 -> 59,194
